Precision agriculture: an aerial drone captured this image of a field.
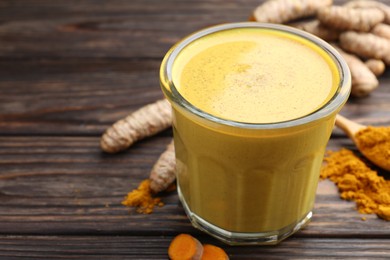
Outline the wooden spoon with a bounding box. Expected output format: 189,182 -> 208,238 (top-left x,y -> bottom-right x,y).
335,114 -> 365,140
335,114 -> 390,171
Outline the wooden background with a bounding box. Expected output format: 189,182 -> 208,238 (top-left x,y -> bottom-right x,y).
0,0 -> 389,259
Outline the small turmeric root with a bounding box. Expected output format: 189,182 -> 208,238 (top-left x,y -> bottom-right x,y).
100,99 -> 172,153
317,6 -> 385,32
168,234 -> 204,260
289,19 -> 340,41
333,45 -> 379,97
372,23 -> 390,40
344,0 -> 390,24
149,140 -> 176,194
252,0 -> 332,24
201,244 -> 229,260
339,31 -> 390,65
365,59 -> 386,77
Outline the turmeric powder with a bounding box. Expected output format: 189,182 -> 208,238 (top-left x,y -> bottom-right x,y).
122,179 -> 163,214
321,149 -> 390,221
355,126 -> 390,172
122,143 -> 177,214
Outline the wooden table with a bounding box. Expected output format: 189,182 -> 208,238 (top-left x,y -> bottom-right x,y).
1,0 -> 389,259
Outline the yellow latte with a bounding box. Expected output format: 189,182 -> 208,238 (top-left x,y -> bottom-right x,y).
161,25 -> 349,242
172,28 -> 339,123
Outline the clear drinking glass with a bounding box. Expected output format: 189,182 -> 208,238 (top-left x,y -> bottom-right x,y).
160,22 -> 351,245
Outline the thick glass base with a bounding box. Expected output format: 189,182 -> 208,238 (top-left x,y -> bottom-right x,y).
178,186 -> 312,245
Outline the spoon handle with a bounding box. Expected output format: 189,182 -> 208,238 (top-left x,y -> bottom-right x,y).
335,114 -> 365,139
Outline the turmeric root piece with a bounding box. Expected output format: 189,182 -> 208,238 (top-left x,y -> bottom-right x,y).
100,99 -> 172,153
168,234 -> 204,260
344,0 -> 390,24
201,244 -> 229,260
149,140 -> 176,193
252,0 -> 332,24
365,59 -> 386,76
289,19 -> 340,41
333,45 -> 378,97
372,23 -> 390,40
317,6 -> 385,32
377,205 -> 390,221
339,31 -> 390,65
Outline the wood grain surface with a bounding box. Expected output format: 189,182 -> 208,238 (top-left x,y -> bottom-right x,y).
0,0 -> 389,259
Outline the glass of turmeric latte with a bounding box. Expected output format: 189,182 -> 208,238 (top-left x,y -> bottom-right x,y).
160,23 -> 351,245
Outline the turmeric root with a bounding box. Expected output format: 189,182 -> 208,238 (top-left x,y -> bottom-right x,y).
101,99 -> 172,153
372,23 -> 390,40
333,45 -> 378,97
344,0 -> 390,24
168,234 -> 204,260
149,140 -> 176,193
365,59 -> 386,76
378,206 -> 390,221
317,6 -> 385,32
201,244 -> 229,260
339,31 -> 390,65
289,19 -> 340,41
121,179 -> 163,214
252,0 -> 332,24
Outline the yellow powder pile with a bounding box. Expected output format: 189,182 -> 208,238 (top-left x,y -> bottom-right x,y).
122,179 -> 163,214
355,126 -> 390,170
321,149 -> 390,220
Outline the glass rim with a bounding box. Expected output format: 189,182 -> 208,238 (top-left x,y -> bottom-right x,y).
160,22 -> 351,130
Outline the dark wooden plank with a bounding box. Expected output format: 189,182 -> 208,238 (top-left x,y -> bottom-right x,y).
0,235 -> 389,259
0,136 -> 389,237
